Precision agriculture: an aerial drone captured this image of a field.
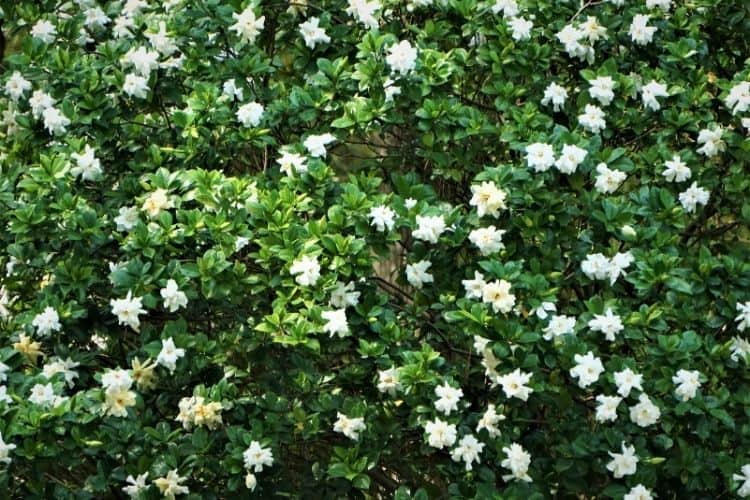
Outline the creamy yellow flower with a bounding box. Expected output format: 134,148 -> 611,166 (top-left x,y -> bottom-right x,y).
141,188 -> 173,218
131,357 -> 157,391
13,334 -> 43,363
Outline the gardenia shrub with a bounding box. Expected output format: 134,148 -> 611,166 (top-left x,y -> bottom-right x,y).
1,0 -> 750,498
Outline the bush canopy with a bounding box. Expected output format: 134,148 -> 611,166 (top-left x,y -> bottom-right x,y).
1,0 -> 750,498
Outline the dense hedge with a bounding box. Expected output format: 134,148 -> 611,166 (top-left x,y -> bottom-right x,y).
1,0 -> 750,498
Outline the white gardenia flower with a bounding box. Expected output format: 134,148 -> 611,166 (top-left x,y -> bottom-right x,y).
736,302 -> 750,331
104,384 -> 137,418
156,337 -> 185,374
555,144 -> 587,174
580,16 -> 607,43
32,306 -> 62,336
369,205 -> 396,232
726,81 -> 750,115
581,252 -> 633,284
541,82 -> 568,112
678,182 -> 710,213
245,472 -> 257,491
462,271 -> 486,299
624,484 -> 654,500
153,470 -> 189,499
595,394 -> 622,422
621,224 -> 637,238
662,155 -> 691,182
533,301 -> 556,320
732,333 -> 750,361
594,163 -> 627,194
386,40 -> 418,75
542,314 -> 576,341
42,106 -> 71,135
424,418 -> 457,449
0,432 -> 17,465
146,22 -> 178,56
230,6 -> 266,44
101,368 -> 134,391
491,0 -> 519,17
525,142 -> 555,172
303,133 -> 336,157
276,150 -> 308,175
469,181 -> 508,218
141,188 -> 174,219
29,90 -> 55,118
5,71 -> 32,101
383,78 -> 401,101
629,393 -> 661,427
607,442 -> 638,478
451,434 -> 485,471
123,473 -> 148,498
299,17 -> 330,49
476,403 -> 505,437
0,387 -> 10,405
71,144 -> 103,181
377,367 -> 402,394
406,260 -> 434,289
588,308 -> 623,341
223,79 -> 244,101
0,288 -> 11,320
243,441 -> 274,472
113,15 -> 136,39
28,382 -> 57,407
482,279 -> 516,314
501,443 -> 532,482
497,368 -> 533,401
122,47 -> 160,77
468,226 -> 506,255
333,412 -> 366,441
322,309 -> 349,338
413,215 -> 447,243
0,362 -> 9,383
31,20 -> 57,44
346,0 -> 380,29
570,351 -> 604,388
734,464 -> 750,497
556,25 -> 589,61
696,127 -> 725,157
646,0 -> 672,10
614,367 -> 643,397
641,80 -> 669,111
578,104 -> 607,133
160,279 -> 188,312
434,382 -> 463,415
123,73 -> 149,99
110,291 -> 147,332
290,255 -> 321,286
237,101 -> 264,127
175,396 -> 223,430
508,17 -> 533,41
672,369 -> 701,401
589,76 -> 616,106
42,357 -> 79,388
481,348 -> 500,380
83,6 -> 110,29
115,206 -> 140,231
608,251 -> 634,284
473,335 -> 490,355
329,281 -> 360,308
629,14 -> 657,45
328,281 -> 361,309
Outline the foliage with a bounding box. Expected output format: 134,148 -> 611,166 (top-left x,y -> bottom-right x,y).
0,0 -> 750,498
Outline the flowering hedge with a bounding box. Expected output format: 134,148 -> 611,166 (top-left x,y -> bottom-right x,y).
1,0 -> 750,498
